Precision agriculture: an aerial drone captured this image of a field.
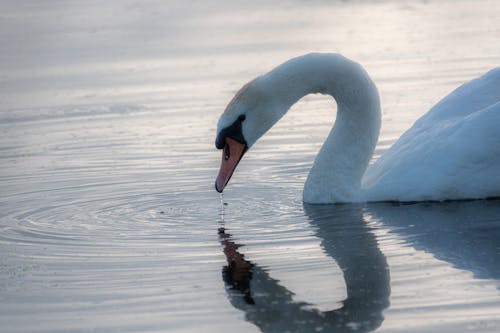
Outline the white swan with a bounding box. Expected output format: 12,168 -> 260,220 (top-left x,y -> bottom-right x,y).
215,53 -> 500,203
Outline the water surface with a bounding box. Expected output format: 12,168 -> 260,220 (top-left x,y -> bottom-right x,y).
1,0 -> 500,332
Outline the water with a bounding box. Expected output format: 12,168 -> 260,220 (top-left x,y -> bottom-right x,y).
1,0 -> 500,332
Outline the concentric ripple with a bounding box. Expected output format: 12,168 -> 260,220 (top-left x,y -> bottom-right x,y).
0,104 -> 227,332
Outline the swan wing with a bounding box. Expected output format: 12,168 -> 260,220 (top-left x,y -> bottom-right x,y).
363,68 -> 500,201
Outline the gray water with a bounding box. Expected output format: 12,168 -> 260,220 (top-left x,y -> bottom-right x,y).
1,1 -> 500,332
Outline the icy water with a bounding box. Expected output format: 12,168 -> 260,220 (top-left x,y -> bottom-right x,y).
1,0 -> 500,332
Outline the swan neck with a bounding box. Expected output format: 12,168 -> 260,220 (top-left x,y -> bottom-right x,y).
262,54 -> 381,203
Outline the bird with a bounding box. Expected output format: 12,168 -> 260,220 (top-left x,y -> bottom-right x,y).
214,53 -> 500,203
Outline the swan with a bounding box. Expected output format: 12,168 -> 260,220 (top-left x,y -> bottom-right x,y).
214,53 -> 500,203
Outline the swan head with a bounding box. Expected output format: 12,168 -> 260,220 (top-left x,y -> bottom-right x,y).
215,77 -> 283,192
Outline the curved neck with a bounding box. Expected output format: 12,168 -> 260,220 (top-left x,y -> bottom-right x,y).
261,54 -> 381,203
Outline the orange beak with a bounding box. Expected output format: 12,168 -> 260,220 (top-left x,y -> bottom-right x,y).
215,137 -> 247,192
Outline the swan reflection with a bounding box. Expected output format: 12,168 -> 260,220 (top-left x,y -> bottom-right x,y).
220,199 -> 500,332
219,204 -> 390,333
366,199 -> 500,280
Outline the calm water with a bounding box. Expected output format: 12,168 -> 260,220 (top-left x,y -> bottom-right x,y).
1,1 -> 500,332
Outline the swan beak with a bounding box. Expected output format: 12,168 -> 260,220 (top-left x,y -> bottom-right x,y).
215,137 -> 247,193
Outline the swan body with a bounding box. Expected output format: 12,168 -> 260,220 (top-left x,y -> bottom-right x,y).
215,53 -> 500,203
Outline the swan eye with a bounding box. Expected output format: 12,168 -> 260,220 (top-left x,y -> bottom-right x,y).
224,144 -> 230,160
215,114 -> 248,149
